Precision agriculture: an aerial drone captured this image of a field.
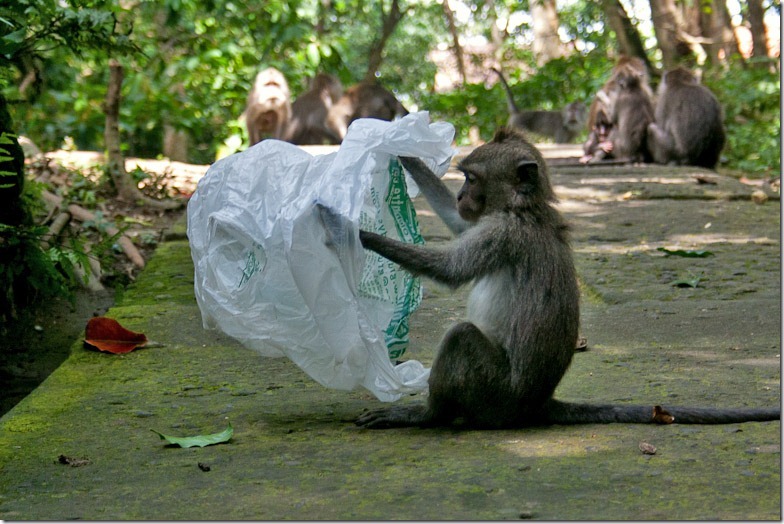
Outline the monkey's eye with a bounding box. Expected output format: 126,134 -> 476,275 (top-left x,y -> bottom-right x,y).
465,173 -> 477,184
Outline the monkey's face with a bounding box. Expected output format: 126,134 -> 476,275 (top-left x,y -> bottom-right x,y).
457,127 -> 556,218
596,121 -> 611,140
563,102 -> 587,127
456,171 -> 486,222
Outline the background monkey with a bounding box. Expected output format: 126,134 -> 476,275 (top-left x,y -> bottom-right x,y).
327,81 -> 409,140
579,90 -> 614,164
244,67 -> 292,145
647,67 -> 725,169
282,73 -> 344,145
582,55 -> 652,163
493,68 -> 586,143
603,61 -> 654,163
321,127 -> 779,429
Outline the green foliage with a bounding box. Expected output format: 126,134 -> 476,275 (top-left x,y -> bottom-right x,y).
2,0 -> 780,176
556,1 -> 615,53
0,178 -> 69,319
0,131 -> 124,320
420,83 -> 505,144
701,61 -> 781,177
0,0 -> 136,61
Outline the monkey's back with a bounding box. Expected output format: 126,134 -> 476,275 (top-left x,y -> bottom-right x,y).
509,111 -> 563,139
614,89 -> 654,161
658,85 -> 725,169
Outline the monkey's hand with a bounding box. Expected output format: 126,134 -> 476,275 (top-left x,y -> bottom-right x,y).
315,203 -> 352,249
598,140 -> 613,153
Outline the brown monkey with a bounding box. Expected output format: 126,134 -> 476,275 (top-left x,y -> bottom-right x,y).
245,67 -> 292,145
579,91 -> 614,164
603,61 -> 654,163
584,55 -> 652,145
282,73 -> 343,145
320,127 -> 779,429
326,81 -> 409,140
647,67 -> 725,169
493,68 -> 586,143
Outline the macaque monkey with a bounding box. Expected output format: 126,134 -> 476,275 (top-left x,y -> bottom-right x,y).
327,81 -> 409,140
319,127 -> 779,429
579,91 -> 614,164
647,67 -> 725,169
603,61 -> 654,163
583,55 -> 653,161
244,67 -> 292,145
282,73 -> 344,145
493,68 -> 587,143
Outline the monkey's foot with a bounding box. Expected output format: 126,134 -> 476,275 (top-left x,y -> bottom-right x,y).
356,405 -> 430,429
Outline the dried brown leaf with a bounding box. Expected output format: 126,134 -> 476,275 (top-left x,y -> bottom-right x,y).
652,405 -> 675,424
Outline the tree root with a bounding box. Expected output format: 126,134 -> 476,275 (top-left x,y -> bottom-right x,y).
42,191 -> 145,268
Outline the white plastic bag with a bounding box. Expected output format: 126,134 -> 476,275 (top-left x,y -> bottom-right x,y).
187,112 -> 455,401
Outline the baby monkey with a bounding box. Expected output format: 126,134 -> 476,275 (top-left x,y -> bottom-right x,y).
322,128 -> 779,429
579,90 -> 614,164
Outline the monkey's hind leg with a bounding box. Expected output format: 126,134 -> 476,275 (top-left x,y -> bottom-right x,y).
357,322 -> 515,430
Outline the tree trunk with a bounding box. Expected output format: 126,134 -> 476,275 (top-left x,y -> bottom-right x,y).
648,0 -> 698,68
442,0 -> 467,85
531,0 -> 566,66
600,0 -> 654,76
105,60 -> 181,210
364,0 -> 405,81
746,0 -> 770,59
105,60 -> 136,202
700,0 -> 742,65
162,124 -> 189,162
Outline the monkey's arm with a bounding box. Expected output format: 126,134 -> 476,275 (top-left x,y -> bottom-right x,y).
399,156 -> 470,236
359,220 -> 509,288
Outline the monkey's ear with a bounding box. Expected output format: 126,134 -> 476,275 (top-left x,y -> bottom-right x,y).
515,160 -> 539,185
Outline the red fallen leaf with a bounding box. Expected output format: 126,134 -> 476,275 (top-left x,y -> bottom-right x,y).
84,317 -> 147,354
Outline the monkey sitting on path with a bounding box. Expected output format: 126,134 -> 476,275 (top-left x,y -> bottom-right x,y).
320,127 -> 779,429
326,81 -> 409,140
282,73 -> 344,145
603,62 -> 654,163
244,67 -> 292,145
647,67 -> 725,169
493,68 -> 586,143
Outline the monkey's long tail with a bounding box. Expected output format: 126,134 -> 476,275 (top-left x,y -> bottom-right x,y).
541,399 -> 780,425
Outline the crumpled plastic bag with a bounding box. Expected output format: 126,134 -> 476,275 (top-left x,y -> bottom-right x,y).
187,112 -> 455,401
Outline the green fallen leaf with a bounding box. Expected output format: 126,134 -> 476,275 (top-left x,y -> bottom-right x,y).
671,278 -> 701,288
151,424 -> 233,448
657,247 -> 714,258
